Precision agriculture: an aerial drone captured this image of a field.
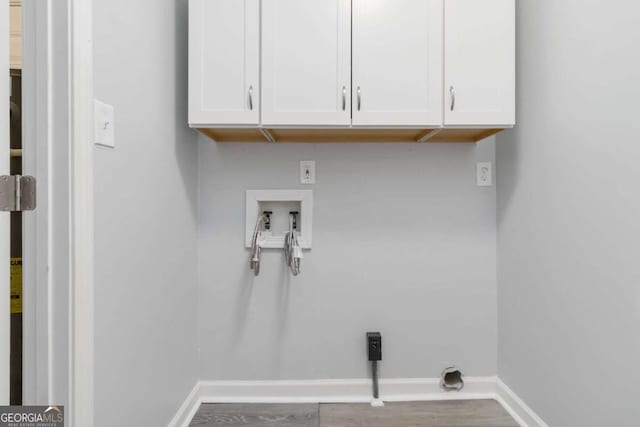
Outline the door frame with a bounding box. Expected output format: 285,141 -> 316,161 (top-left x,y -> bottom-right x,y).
1,0 -> 9,406
21,0 -> 94,425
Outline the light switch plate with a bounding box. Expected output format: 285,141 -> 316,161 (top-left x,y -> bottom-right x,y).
94,99 -> 115,148
300,161 -> 316,184
477,162 -> 493,186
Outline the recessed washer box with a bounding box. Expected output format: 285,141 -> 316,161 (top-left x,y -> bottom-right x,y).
245,190 -> 313,249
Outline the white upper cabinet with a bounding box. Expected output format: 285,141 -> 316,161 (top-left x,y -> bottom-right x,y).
189,0 -> 260,126
261,0 -> 351,126
444,0 -> 515,126
188,0 -> 516,142
352,0 -> 443,127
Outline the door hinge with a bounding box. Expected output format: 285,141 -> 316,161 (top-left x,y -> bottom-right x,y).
0,175 -> 37,212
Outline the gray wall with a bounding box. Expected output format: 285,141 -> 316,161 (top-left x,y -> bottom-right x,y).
198,140 -> 497,380
496,1 -> 640,426
93,0 -> 199,426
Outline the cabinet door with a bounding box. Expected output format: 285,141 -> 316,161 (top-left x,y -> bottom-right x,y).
444,0 -> 515,126
352,0 -> 443,127
262,0 -> 351,126
189,0 -> 260,126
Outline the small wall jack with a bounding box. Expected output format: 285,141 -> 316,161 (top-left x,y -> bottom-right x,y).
367,332 -> 384,407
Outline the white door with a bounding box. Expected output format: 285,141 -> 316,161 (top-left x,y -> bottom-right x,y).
352,0 -> 443,127
189,0 -> 260,126
1,0 -> 10,404
262,0 -> 351,126
444,0 -> 515,126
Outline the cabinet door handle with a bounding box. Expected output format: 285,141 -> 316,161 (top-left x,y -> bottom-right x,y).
342,86 -> 346,111
357,86 -> 361,111
248,85 -> 254,111
450,85 -> 455,111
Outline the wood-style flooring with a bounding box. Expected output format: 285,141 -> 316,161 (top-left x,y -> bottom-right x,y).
189,401 -> 519,427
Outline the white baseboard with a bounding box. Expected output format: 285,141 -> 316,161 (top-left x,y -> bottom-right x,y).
168,377 -> 548,427
496,379 -> 549,427
198,376 -> 497,404
167,383 -> 202,427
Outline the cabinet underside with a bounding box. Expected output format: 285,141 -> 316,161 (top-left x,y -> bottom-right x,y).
196,127 -> 505,143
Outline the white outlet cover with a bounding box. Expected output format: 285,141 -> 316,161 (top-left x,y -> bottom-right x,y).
300,161 -> 316,184
94,99 -> 115,148
477,162 -> 493,186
